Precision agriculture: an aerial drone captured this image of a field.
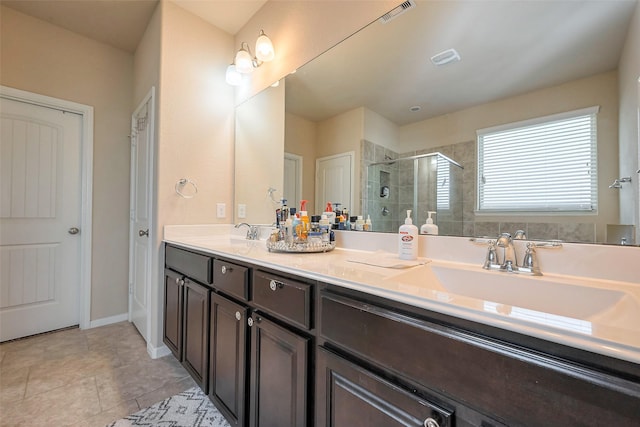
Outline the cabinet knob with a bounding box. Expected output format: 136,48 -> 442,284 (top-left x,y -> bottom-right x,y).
235,311 -> 241,321
424,418 -> 440,427
247,317 -> 254,327
221,265 -> 233,274
175,277 -> 180,284
269,280 -> 282,291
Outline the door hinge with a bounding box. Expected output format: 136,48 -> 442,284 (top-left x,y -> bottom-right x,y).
129,282 -> 133,295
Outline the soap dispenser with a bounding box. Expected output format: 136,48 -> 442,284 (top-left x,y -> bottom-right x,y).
398,210 -> 418,260
420,211 -> 439,235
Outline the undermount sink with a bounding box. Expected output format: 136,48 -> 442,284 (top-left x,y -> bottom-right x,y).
385,263 -> 635,320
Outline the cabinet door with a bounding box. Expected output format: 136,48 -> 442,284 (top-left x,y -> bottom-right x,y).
183,278 -> 210,392
163,269 -> 183,361
209,293 -> 248,427
249,314 -> 309,427
316,347 -> 452,427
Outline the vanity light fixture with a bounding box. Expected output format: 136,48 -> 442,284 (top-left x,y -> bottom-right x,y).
225,30 -> 275,86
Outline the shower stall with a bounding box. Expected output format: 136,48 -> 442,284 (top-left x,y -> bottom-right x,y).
364,152 -> 464,234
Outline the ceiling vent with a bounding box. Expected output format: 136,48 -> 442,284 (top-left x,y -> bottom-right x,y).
430,48 -> 461,66
379,0 -> 416,24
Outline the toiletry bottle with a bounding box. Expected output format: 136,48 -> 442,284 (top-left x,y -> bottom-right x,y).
319,214 -> 331,242
398,210 -> 418,260
349,216 -> 357,231
355,215 -> 364,231
280,199 -> 289,222
323,202 -> 336,226
364,215 -> 372,231
299,200 -> 310,240
420,211 -> 439,235
284,218 -> 293,244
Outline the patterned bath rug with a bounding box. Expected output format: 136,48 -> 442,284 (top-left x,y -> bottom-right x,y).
106,386 -> 230,427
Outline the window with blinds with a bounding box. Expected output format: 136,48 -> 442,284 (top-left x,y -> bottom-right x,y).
477,106 -> 598,213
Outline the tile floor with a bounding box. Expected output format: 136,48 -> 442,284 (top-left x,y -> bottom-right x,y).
0,321 -> 196,426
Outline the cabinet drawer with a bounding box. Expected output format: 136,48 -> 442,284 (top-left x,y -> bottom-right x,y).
252,270 -> 312,330
213,259 -> 249,301
317,346 -> 452,427
165,245 -> 212,284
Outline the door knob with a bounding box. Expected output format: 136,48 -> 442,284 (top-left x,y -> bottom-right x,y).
138,229 -> 149,237
68,227 -> 80,235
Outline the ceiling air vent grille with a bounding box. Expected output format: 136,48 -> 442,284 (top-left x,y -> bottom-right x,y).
379,0 -> 416,24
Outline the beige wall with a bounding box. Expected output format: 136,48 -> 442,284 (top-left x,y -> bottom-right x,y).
1,6 -> 133,320
234,0 -> 401,104
284,112 -> 317,214
618,1 -> 640,240
235,82 -> 285,223
316,107 -> 364,213
364,108 -> 400,153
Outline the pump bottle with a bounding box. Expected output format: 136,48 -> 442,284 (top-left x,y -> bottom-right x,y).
420,211 -> 439,235
398,210 -> 418,260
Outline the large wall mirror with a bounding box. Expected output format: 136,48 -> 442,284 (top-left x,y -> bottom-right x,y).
234,0 -> 639,245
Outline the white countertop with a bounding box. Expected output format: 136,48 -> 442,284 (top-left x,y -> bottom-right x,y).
164,225 -> 640,365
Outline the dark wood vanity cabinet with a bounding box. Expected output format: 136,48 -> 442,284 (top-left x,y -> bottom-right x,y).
163,268 -> 183,360
209,292 -> 248,427
164,243 -> 640,427
249,313 -> 309,427
319,289 -> 640,427
164,245 -> 213,392
182,278 -> 210,392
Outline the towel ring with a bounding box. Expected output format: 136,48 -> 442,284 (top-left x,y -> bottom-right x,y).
175,178 -> 198,199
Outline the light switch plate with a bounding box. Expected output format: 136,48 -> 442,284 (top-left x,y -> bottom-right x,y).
216,203 -> 226,218
238,204 -> 247,219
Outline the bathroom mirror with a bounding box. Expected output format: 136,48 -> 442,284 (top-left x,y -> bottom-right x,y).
235,0 -> 639,245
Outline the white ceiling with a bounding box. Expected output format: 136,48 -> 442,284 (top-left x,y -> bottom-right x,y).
2,0 -> 266,53
286,0 -> 638,125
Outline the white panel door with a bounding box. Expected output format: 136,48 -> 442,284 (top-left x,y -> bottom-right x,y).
0,97 -> 82,341
129,90 -> 154,342
315,152 -> 354,213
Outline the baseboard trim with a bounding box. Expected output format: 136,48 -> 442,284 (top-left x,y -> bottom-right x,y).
89,313 -> 128,329
148,342 -> 171,359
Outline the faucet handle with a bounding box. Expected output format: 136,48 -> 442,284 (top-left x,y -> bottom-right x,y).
482,240 -> 498,270
513,230 -> 527,240
521,242 -> 542,276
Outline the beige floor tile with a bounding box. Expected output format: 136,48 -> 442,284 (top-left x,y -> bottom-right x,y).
1,376 -> 102,426
25,348 -> 122,397
0,366 -> 29,404
0,322 -> 193,426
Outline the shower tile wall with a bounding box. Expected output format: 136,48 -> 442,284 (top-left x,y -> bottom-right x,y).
361,140 -> 400,232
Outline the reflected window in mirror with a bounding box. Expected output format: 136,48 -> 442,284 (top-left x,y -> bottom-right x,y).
477,106 -> 599,214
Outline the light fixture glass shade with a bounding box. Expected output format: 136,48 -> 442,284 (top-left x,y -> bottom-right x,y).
235,47 -> 254,74
225,64 -> 242,86
255,31 -> 275,62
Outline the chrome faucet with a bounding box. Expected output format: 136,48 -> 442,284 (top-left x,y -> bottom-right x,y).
235,222 -> 260,240
496,233 -> 517,272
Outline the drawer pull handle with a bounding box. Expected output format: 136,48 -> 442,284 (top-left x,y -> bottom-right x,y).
269,280 -> 282,291
235,311 -> 241,321
424,418 -> 440,427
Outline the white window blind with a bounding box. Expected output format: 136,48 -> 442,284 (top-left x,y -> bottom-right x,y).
477,106 -> 598,213
436,156 -> 450,211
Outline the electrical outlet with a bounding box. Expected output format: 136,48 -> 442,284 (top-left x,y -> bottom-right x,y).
216,203 -> 226,218
238,204 -> 247,219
